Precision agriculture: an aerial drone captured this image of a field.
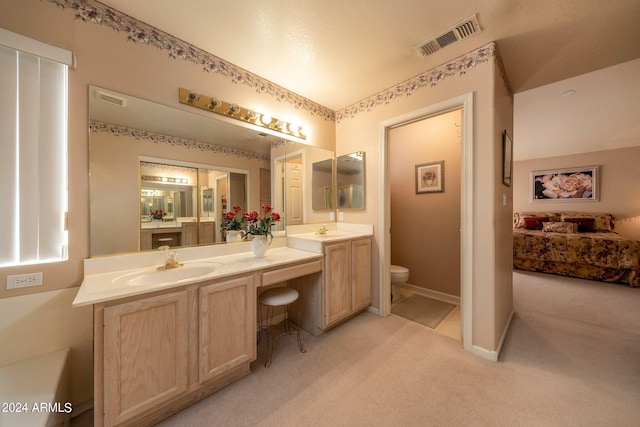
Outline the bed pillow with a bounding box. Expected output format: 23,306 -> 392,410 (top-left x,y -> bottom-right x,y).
523,217 -> 547,230
560,212 -> 614,231
563,217 -> 596,232
542,221 -> 578,233
514,212 -> 560,229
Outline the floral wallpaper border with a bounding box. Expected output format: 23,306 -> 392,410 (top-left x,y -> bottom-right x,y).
90,120 -> 271,162
335,43 -> 502,121
50,1 -> 506,123
140,161 -> 197,176
50,0 -> 335,121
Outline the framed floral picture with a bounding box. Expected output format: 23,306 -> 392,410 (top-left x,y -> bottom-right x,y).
530,165 -> 599,202
415,161 -> 444,194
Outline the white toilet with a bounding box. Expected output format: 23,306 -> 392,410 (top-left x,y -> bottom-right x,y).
390,265 -> 409,302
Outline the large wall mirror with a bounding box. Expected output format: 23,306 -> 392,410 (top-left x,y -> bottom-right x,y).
336,151 -> 365,209
89,86 -> 334,256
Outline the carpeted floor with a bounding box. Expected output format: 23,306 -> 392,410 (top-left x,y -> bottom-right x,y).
85,271 -> 640,427
391,294 -> 456,328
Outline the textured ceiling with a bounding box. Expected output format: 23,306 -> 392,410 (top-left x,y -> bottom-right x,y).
97,0 -> 640,110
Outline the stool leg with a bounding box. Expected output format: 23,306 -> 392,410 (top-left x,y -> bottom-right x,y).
296,305 -> 306,354
257,303 -> 264,345
265,305 -> 274,368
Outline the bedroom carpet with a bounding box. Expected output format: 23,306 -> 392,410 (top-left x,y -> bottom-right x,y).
391,294 -> 455,329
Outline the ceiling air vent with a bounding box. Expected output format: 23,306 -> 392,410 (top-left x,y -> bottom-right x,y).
415,14 -> 481,57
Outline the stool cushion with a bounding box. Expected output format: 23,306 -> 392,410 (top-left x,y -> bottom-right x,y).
259,287 -> 299,306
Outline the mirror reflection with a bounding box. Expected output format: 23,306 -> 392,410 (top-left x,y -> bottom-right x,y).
312,159 -> 334,210
89,86 -> 335,257
336,152 -> 365,209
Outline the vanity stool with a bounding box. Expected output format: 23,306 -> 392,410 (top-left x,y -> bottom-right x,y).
258,287 -> 306,367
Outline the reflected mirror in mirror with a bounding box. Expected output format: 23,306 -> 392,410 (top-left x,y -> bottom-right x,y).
89,86 -> 335,256
336,151 -> 365,209
272,139 -> 336,225
312,159 -> 334,210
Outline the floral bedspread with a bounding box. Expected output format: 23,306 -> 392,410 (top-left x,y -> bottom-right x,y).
513,229 -> 640,287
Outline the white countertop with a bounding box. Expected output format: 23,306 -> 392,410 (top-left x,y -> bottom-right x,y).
287,225 -> 373,254
73,247 -> 322,307
74,223 -> 373,307
287,231 -> 372,254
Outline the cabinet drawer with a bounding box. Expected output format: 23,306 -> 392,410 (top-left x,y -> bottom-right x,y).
152,232 -> 180,248
262,259 -> 323,286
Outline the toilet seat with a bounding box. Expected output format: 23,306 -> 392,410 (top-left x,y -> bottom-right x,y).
390,265 -> 409,275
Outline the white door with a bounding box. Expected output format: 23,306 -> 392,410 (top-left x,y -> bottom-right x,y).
286,161 -> 303,225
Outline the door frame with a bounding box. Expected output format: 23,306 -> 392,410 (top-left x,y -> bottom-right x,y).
378,92 -> 474,352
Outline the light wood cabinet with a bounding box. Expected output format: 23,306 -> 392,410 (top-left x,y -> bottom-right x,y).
102,291 -> 189,426
181,222 -> 197,246
323,237 -> 372,329
324,241 -> 352,326
351,238 -> 372,312
199,222 -> 215,244
95,274 -> 256,426
199,276 -> 256,383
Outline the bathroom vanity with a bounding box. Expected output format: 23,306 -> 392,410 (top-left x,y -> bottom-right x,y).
74,227 -> 372,427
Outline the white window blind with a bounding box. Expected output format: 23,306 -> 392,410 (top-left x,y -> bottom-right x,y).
0,35 -> 69,267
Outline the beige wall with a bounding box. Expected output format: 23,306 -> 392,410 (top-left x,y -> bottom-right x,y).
493,64 -> 515,352
335,58 -> 514,353
513,146 -> 640,240
389,110 -> 462,297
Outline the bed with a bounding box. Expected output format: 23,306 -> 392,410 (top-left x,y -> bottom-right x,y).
513,211 -> 640,287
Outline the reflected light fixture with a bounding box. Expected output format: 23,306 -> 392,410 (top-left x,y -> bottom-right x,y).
142,175 -> 189,184
179,88 -> 306,140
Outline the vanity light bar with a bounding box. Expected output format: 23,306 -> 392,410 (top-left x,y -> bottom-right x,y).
141,175 -> 189,184
178,88 -> 307,140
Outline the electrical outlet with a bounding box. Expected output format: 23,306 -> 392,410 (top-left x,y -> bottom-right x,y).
338,212 -> 344,221
7,272 -> 43,290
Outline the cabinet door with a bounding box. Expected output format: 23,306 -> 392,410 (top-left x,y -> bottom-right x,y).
199,276 -> 256,383
324,241 -> 352,327
140,229 -> 152,250
199,222 -> 215,244
181,222 -> 198,246
352,238 -> 372,311
103,291 -> 189,426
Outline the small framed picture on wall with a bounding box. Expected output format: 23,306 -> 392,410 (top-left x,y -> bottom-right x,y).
502,130 -> 513,187
415,161 -> 444,194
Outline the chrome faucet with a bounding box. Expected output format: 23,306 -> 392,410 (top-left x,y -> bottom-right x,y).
315,224 -> 328,235
158,250 -> 182,270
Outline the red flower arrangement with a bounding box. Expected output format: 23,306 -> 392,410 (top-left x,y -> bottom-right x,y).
150,210 -> 166,220
220,205 -> 246,231
243,204 -> 281,238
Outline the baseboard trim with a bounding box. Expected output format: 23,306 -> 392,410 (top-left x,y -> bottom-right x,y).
496,309 -> 515,360
71,398 -> 94,419
367,306 -> 381,316
401,283 -> 460,305
471,309 -> 515,362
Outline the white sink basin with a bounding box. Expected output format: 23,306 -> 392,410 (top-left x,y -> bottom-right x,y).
113,263 -> 219,287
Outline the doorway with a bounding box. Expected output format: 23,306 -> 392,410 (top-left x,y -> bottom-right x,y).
378,93 -> 474,352
388,109 -> 462,337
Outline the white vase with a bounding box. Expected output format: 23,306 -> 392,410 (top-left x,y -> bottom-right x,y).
250,235 -> 270,258
225,230 -> 243,243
